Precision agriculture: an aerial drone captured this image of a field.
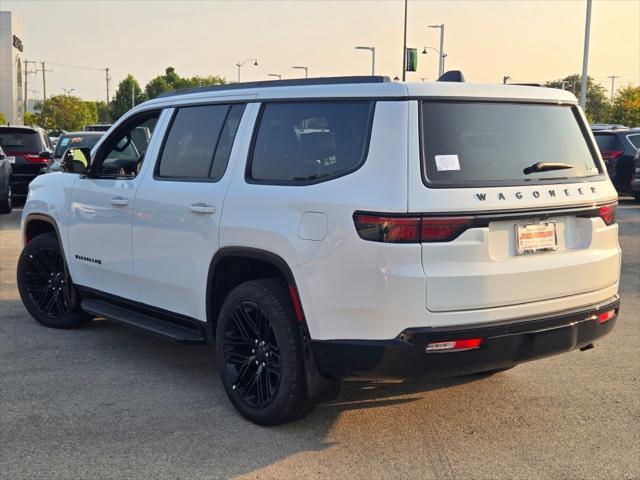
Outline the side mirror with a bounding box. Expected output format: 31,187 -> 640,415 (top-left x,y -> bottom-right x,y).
38,150 -> 52,160
62,147 -> 91,173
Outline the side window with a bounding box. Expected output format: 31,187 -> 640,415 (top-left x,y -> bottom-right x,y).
249,101 -> 374,183
157,104 -> 245,180
627,134 -> 640,150
99,112 -> 160,177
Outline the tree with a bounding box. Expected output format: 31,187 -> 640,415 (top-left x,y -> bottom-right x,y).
23,112 -> 38,126
110,74 -> 146,120
144,67 -> 226,100
608,85 -> 640,127
94,101 -> 111,123
546,74 -> 609,122
0,112 -> 8,125
34,95 -> 98,131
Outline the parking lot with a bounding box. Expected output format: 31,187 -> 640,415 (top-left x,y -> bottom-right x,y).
0,201 -> 638,480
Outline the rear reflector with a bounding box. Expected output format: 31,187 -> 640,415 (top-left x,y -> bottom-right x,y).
426,338 -> 483,352
601,150 -> 623,161
288,285 -> 305,322
598,204 -> 616,225
354,213 -> 473,243
598,309 -> 616,323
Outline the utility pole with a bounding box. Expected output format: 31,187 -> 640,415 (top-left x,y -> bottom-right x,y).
38,62 -> 52,102
105,68 -> 111,104
401,0 -> 408,81
132,82 -> 135,108
23,60 -> 29,114
579,0 -> 592,109
429,24 -> 446,77
607,75 -> 619,101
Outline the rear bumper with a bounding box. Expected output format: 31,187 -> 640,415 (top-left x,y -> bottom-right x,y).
311,297 -> 620,379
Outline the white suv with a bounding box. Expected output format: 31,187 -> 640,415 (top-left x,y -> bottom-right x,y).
18,76 -> 621,425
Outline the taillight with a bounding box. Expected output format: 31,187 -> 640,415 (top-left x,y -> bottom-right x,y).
601,150 -> 623,161
353,214 -> 421,243
598,203 -> 616,225
421,217 -> 474,242
24,154 -> 50,164
426,338 -> 483,352
354,213 -> 474,243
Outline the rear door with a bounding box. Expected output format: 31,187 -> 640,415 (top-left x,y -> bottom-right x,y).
132,102 -> 250,321
408,100 -> 619,312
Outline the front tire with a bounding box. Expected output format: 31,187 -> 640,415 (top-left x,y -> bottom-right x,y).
17,233 -> 91,329
216,279 -> 312,425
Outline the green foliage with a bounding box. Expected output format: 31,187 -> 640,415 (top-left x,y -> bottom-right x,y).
23,112 -> 38,126
546,74 -> 609,122
144,67 -> 226,99
94,101 -> 111,123
34,95 -> 98,131
608,86 -> 640,127
0,112 -> 8,125
110,75 -> 146,120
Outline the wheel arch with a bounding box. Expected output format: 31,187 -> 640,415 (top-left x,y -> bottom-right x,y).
24,213 -> 61,245
206,247 -> 306,329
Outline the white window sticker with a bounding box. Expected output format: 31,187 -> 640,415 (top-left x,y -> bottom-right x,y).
60,138 -> 69,146
435,154 -> 460,171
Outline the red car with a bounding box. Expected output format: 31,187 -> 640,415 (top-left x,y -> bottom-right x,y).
0,126 -> 53,197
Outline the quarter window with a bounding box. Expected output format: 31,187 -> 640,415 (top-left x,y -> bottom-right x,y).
250,101 -> 374,183
158,104 -> 245,180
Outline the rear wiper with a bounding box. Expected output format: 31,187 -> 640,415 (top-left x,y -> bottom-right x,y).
523,162 -> 574,175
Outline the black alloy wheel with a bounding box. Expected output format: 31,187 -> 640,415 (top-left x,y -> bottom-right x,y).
17,233 -> 90,329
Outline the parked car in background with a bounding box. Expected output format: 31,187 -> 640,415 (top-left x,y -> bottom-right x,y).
48,129 -> 67,149
0,126 -> 53,197
593,128 -> 640,195
590,123 -> 628,132
0,146 -> 12,213
83,124 -> 112,132
49,132 -> 104,172
631,148 -> 640,202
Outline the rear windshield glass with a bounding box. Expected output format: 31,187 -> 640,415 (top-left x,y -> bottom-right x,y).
0,128 -> 42,154
594,134 -> 623,151
53,134 -> 103,158
421,102 -> 601,187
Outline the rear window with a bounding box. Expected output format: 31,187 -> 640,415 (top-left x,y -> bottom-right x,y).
53,134 -> 102,158
626,134 -> 640,150
594,134 -> 623,151
421,102 -> 601,187
0,128 -> 43,154
250,101 -> 374,184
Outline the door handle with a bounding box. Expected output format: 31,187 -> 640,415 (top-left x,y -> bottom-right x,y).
189,203 -> 215,214
110,196 -> 129,206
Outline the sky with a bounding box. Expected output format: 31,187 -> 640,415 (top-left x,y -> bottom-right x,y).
4,0 -> 639,102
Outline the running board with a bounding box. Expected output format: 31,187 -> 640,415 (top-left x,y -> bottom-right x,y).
81,299 -> 207,344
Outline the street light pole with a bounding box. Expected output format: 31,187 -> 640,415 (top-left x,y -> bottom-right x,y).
402,0 -> 408,81
292,66 -> 308,78
355,46 -> 376,75
579,0 -> 592,109
235,59 -> 258,83
429,24 -> 445,77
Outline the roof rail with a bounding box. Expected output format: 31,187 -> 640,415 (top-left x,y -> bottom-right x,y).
437,70 -> 465,82
157,76 -> 392,98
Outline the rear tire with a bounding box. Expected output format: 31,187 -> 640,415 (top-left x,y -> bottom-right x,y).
17,233 -> 91,329
0,184 -> 11,214
216,279 -> 312,425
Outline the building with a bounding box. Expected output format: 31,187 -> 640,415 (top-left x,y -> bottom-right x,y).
0,11 -> 24,125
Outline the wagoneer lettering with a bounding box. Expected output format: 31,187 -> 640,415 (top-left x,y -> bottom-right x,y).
17,75 -> 621,426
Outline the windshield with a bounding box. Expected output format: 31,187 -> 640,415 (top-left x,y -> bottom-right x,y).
53,134 -> 103,158
421,102 -> 601,187
0,128 -> 42,154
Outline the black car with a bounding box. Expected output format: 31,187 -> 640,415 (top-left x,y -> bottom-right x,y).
0,126 -> 53,197
0,146 -> 12,213
50,131 -> 104,172
593,128 -> 640,195
631,148 -> 640,202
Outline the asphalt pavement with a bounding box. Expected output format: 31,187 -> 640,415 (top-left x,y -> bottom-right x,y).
1,200 -> 638,480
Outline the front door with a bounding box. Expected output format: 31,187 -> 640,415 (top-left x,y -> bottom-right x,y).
132,103 -> 249,320
67,110 -> 165,300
